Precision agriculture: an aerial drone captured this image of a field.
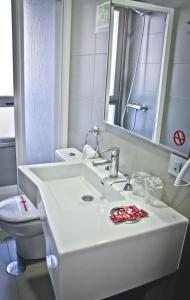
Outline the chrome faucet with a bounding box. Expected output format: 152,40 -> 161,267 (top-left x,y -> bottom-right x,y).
92,147 -> 120,178
110,175 -> 132,191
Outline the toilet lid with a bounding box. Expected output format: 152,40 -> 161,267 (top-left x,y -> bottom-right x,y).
0,195 -> 40,223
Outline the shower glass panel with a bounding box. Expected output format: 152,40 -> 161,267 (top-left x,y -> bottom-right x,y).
105,0 -> 174,144
23,0 -> 57,164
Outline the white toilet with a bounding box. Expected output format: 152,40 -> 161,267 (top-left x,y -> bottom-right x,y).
0,195 -> 45,261
0,147 -> 82,275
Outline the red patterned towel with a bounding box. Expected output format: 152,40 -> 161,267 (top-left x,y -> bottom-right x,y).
110,205 -> 148,223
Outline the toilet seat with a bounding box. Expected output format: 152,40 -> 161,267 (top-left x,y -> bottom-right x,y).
0,195 -> 39,223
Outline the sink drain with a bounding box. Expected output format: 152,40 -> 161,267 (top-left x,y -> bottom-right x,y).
69,152 -> 76,156
81,195 -> 94,202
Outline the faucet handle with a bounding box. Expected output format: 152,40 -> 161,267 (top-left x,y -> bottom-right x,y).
123,177 -> 132,191
106,146 -> 120,152
110,176 -> 132,190
101,147 -> 120,157
110,147 -> 120,157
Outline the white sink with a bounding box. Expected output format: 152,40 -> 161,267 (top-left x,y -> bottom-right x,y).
18,160 -> 188,300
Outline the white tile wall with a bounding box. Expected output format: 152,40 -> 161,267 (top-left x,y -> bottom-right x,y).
95,31 -> 109,54
133,63 -> 161,94
157,3 -> 190,156
91,100 -> 105,128
93,54 -> 107,103
149,12 -> 166,34
160,97 -> 190,155
175,7 -> 190,31
71,0 -> 97,55
70,55 -> 95,101
173,29 -> 190,64
69,0 -> 108,150
69,96 -> 92,135
170,64 -> 190,99
140,33 -> 164,64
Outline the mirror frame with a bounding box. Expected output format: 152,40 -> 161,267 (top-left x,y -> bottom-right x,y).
104,0 -> 175,151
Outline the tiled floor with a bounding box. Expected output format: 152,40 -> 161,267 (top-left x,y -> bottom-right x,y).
0,232 -> 55,300
0,233 -> 146,300
0,231 -> 178,300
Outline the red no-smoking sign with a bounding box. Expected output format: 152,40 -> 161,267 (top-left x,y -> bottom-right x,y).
173,130 -> 186,146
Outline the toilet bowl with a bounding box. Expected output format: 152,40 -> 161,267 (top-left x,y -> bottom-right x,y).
0,195 -> 45,260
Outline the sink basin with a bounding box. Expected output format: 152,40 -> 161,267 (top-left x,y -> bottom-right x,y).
31,162 -> 104,209
18,160 -> 188,300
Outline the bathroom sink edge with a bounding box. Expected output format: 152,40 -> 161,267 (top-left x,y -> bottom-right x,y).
18,161 -> 189,300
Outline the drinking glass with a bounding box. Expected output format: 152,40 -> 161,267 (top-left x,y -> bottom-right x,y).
145,176 -> 164,206
131,171 -> 151,197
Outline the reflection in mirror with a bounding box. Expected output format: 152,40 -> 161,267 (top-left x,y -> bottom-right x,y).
105,1 -> 174,143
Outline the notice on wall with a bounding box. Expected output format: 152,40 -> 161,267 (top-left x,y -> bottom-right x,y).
173,130 -> 186,147
95,1 -> 110,33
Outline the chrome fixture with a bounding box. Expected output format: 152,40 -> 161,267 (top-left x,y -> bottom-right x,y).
121,9 -> 146,130
7,259 -> 26,276
111,175 -> 132,191
92,147 -> 120,178
127,103 -> 148,112
110,179 -> 128,186
124,181 -> 132,191
92,159 -> 111,167
130,8 -> 152,16
131,8 -> 144,16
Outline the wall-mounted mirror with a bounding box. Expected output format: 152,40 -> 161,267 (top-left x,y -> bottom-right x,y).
104,0 -> 174,146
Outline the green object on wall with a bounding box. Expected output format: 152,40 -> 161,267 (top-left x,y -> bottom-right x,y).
96,1 -> 110,32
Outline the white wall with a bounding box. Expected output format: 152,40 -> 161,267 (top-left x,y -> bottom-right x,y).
68,0 -> 190,218
68,0 -> 108,149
